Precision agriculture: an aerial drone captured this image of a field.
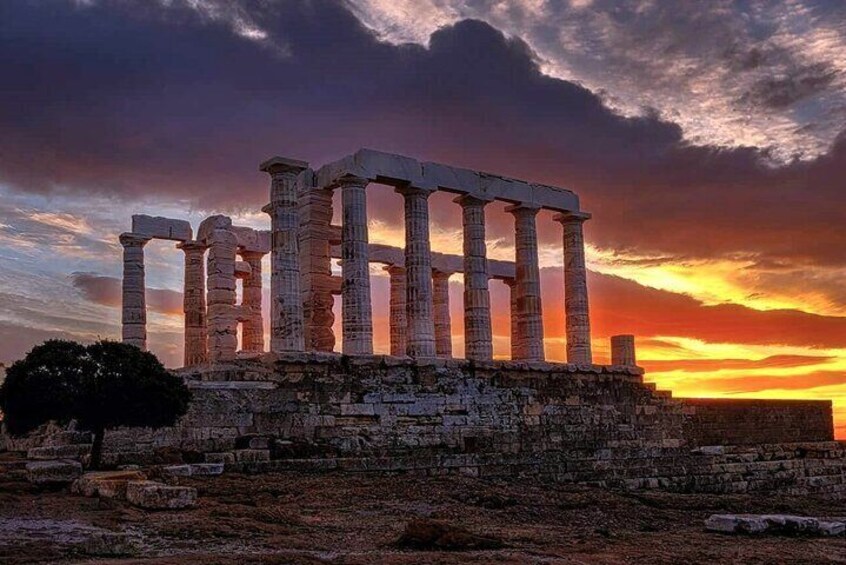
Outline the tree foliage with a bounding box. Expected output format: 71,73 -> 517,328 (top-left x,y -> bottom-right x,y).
0,340 -> 192,468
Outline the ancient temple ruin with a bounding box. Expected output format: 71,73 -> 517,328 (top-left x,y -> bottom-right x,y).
109,149 -> 844,498
120,148 -> 615,367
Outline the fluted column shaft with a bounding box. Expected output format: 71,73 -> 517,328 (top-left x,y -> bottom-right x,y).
385,265 -> 408,357
556,212 -> 592,364
398,186 -> 436,358
504,278 -> 519,360
299,187 -> 336,352
261,158 -> 307,353
611,335 -> 636,366
120,233 -> 150,350
179,241 -> 207,365
508,205 -> 544,361
206,228 -> 238,362
432,270 -> 452,358
341,175 -> 373,355
241,250 -> 265,352
456,196 -> 493,361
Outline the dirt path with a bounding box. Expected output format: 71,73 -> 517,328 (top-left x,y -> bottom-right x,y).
2,469 -> 846,564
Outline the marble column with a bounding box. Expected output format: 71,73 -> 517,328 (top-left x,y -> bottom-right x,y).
340,175 -> 373,355
206,228 -> 238,362
507,204 -> 544,361
397,186 -> 436,358
260,157 -> 307,353
299,187 -> 336,352
240,250 -> 265,352
120,233 -> 151,350
432,269 -> 452,358
178,240 -> 207,365
555,211 -> 592,364
385,265 -> 408,357
611,334 -> 636,366
456,195 -> 493,361
504,278 -> 519,360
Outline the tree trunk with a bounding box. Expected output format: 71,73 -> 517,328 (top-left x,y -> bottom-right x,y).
89,427 -> 105,470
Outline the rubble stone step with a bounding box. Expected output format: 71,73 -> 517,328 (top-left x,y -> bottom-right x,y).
72,470 -> 148,499
161,463 -> 225,477
27,444 -> 91,460
234,449 -> 271,463
126,480 -> 197,510
706,514 -> 846,536
26,460 -> 83,485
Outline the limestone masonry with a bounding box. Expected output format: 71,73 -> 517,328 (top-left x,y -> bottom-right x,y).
42,149 -> 846,495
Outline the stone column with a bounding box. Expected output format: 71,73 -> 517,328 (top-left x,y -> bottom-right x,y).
120,233 -> 151,350
456,195 -> 493,361
397,186 -> 436,358
611,335 -> 636,366
504,278 -> 519,360
240,250 -> 265,352
178,241 -> 207,365
260,157 -> 308,353
340,175 -> 373,355
206,228 -> 238,362
432,269 -> 452,358
299,187 -> 336,352
507,204 -> 544,361
385,265 -> 408,357
555,212 -> 592,364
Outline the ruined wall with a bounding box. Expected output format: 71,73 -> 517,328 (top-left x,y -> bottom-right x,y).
681,398 -> 834,446
94,355 -> 846,497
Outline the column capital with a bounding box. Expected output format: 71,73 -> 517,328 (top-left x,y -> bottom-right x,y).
259,156 -> 309,176
337,174 -> 369,189
453,194 -> 494,207
119,233 -> 151,248
503,277 -> 517,288
395,184 -> 436,198
383,264 -> 406,276
504,203 -> 542,217
553,210 -> 592,224
176,240 -> 207,252
431,268 -> 452,280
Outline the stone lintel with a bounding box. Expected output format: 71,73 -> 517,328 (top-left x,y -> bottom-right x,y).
176,240 -> 207,251
131,215 -> 193,242
259,156 -> 309,175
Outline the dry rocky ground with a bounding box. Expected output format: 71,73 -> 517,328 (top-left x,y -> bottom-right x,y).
2,453 -> 846,564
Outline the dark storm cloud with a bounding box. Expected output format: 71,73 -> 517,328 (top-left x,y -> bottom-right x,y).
0,0 -> 845,270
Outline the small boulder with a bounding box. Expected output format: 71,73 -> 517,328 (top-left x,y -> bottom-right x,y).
126,480 -> 197,510
26,460 -> 83,485
397,518 -> 504,551
72,470 -> 147,499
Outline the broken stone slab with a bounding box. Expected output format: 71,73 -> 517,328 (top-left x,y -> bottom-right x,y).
189,463 -> 224,476
706,514 -> 846,537
72,470 -> 147,499
26,460 -> 83,485
234,449 -> 271,463
27,444 -> 91,460
161,464 -> 193,477
126,480 -> 197,510
131,214 -> 192,241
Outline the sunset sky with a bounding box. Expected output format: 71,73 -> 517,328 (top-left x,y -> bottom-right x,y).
1,1 -> 845,435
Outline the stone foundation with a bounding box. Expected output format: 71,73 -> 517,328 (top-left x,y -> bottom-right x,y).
80,355 -> 846,497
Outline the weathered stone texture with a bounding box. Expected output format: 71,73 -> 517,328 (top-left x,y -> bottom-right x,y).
432,270 -> 452,358
457,196 -> 493,361
119,233 -> 150,350
682,398 -> 834,445
399,186 -> 437,358
131,215 -> 192,242
610,334 -> 636,367
508,205 -> 544,361
206,229 -> 238,362
126,480 -> 197,510
27,460 -> 83,485
340,175 -> 373,355
556,212 -> 592,364
179,241 -> 208,366
299,187 -> 336,352
240,250 -> 265,352
385,266 -> 408,357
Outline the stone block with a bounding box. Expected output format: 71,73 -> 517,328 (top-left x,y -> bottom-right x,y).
126,480 -> 197,510
80,531 -> 139,557
205,452 -> 236,464
705,514 -> 846,536
27,444 -> 91,460
26,460 -> 83,485
162,464 -> 193,477
131,215 -> 192,241
190,463 -> 224,476
72,470 -> 147,499
234,449 -> 271,463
